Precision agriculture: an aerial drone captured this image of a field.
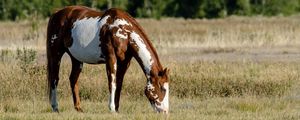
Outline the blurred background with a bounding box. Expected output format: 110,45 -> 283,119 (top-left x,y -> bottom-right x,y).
1,0 -> 300,21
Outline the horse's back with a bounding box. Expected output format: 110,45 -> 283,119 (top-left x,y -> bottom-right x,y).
49,6 -> 103,24
47,5 -> 103,35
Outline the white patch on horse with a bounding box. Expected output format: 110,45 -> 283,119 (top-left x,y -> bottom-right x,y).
109,19 -> 131,40
69,17 -> 108,63
153,94 -> 158,99
130,32 -> 154,75
113,62 -> 117,71
51,34 -> 58,44
155,83 -> 169,113
109,73 -> 116,112
51,34 -> 58,40
147,81 -> 155,91
109,19 -> 131,30
99,15 -> 110,28
116,29 -> 127,39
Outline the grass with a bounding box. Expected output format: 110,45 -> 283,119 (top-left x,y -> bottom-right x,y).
1,97 -> 300,119
1,16 -> 300,119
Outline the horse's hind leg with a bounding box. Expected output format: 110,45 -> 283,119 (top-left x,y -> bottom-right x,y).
47,45 -> 64,112
69,56 -> 83,112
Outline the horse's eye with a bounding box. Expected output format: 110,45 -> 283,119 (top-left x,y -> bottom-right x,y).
161,86 -> 166,92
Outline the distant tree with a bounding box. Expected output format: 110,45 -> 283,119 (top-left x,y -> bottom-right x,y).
250,0 -> 264,15
164,0 -> 202,18
94,0 -> 109,10
262,0 -> 299,16
112,0 -> 128,10
0,0 -> 9,20
9,1 -> 25,20
1,0 -> 300,20
127,0 -> 166,19
226,0 -> 251,16
127,0 -> 144,17
203,0 -> 226,18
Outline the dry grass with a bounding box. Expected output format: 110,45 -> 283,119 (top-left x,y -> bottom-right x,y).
139,16 -> 300,48
1,16 -> 300,119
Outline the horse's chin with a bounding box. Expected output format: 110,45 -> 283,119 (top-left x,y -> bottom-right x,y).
150,102 -> 169,114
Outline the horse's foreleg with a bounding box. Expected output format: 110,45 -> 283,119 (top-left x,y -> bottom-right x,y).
114,56 -> 132,112
69,57 -> 83,112
105,53 -> 118,112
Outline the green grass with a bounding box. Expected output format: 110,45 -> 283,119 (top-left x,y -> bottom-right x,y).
1,97 -> 300,119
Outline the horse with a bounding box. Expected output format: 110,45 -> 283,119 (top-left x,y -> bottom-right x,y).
46,6 -> 169,113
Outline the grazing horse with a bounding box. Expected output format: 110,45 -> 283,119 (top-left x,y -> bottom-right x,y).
47,6 -> 169,113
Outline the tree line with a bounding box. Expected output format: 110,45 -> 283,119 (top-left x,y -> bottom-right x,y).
1,0 -> 300,21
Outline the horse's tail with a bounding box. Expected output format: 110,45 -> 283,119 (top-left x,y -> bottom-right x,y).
46,8 -> 66,102
46,8 -> 65,49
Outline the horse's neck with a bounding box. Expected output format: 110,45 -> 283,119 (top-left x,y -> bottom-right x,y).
130,31 -> 162,77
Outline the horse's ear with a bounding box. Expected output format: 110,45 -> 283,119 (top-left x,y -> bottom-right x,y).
163,67 -> 170,76
159,68 -> 169,77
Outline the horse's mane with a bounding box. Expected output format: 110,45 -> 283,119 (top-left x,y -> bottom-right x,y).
123,11 -> 163,70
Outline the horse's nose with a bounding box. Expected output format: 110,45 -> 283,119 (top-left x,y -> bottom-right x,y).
157,107 -> 168,114
163,110 -> 168,114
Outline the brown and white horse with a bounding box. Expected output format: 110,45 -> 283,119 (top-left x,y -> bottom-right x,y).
47,6 -> 169,113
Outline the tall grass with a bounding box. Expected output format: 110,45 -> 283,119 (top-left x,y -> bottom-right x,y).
0,16 -> 300,119
0,51 -> 296,101
140,17 -> 300,48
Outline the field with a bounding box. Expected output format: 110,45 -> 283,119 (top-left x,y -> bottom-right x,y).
1,16 -> 300,119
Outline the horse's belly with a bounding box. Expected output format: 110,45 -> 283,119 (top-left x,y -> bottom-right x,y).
68,17 -> 105,64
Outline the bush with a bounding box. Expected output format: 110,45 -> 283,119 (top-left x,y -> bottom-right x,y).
226,0 -> 251,16
263,0 -> 299,16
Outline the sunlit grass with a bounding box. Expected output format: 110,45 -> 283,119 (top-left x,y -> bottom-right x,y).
1,16 -> 300,119
1,97 -> 300,119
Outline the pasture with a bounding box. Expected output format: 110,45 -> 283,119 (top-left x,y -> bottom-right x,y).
0,16 -> 300,119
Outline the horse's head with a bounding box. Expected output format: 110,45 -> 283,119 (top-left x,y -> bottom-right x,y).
145,68 -> 169,114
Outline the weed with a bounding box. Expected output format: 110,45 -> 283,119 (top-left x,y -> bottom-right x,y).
16,47 -> 37,73
3,104 -> 18,113
0,49 -> 13,62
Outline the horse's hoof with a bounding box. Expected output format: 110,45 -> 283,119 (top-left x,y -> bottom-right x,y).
53,109 -> 59,113
110,110 -> 119,114
75,107 -> 84,112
